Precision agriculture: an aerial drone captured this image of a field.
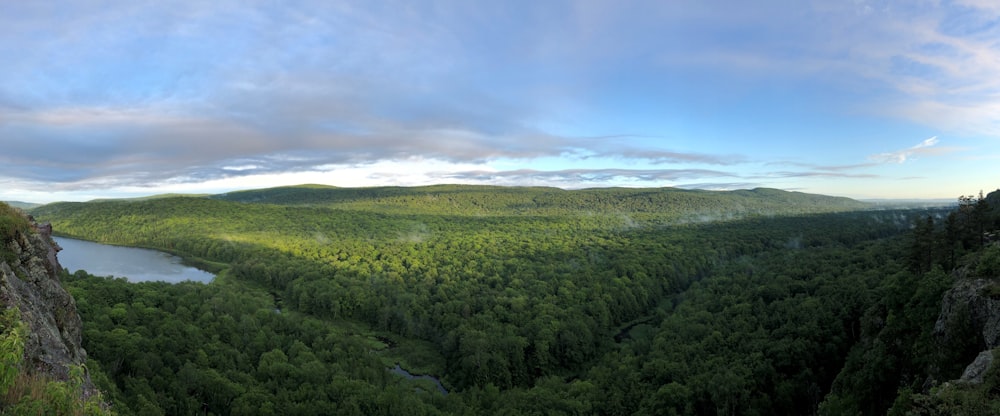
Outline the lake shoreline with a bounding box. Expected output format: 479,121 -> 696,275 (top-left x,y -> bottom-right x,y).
54,236 -> 216,284
52,233 -> 229,274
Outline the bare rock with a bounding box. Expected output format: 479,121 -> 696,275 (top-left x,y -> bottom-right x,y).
959,349 -> 994,384
0,215 -> 93,394
933,277 -> 1000,349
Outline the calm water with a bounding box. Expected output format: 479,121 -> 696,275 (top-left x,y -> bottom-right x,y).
54,237 -> 214,283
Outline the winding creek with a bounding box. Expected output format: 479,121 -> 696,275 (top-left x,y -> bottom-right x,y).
390,364 -> 449,395
54,237 -> 215,283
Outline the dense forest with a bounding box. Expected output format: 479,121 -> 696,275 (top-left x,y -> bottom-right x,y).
19,185 -> 1000,414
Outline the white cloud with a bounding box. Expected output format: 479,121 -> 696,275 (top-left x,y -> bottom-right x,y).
657,2 -> 1000,139
952,0 -> 1000,15
916,136 -> 939,148
4,106 -> 179,126
2,1 -> 997,202
221,165 -> 260,172
869,136 -> 945,164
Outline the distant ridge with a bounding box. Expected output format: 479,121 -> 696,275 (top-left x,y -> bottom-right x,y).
33,184 -> 870,228
88,193 -> 211,202
207,184 -> 869,219
2,201 -> 41,210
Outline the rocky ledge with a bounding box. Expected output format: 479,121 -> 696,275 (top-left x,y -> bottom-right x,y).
933,276 -> 1000,385
0,213 -> 94,394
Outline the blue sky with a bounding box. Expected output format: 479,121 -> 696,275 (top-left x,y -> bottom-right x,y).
1,0 -> 999,203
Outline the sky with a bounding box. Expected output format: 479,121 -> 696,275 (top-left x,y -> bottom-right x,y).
2,0 -> 999,203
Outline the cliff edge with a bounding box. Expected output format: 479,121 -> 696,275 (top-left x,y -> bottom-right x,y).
0,204 -> 95,396
934,277 -> 1000,353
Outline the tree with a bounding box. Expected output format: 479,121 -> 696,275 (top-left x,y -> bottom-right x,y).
910,215 -> 935,273
974,190 -> 993,247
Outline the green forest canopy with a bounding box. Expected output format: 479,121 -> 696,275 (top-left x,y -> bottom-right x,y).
21,186 -> 1000,415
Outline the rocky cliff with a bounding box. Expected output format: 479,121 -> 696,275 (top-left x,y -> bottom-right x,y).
934,277 -> 1000,352
0,207 -> 94,394
933,272 -> 1000,385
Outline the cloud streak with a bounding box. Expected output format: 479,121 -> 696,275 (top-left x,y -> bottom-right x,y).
442,168 -> 737,186
868,136 -> 950,164
1,102 -> 747,189
658,1 -> 1000,138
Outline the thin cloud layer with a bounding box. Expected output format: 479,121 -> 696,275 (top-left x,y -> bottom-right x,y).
0,1 -> 997,201
443,168 -> 737,187
868,136 -> 951,164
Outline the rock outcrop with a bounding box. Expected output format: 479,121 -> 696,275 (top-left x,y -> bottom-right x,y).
933,277 -> 1000,350
933,275 -> 1000,386
958,350 -> 994,384
0,211 -> 94,394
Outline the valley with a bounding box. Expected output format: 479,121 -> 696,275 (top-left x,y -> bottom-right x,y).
6,185 -> 999,414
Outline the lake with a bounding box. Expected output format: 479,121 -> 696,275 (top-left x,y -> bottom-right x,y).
54,237 -> 215,283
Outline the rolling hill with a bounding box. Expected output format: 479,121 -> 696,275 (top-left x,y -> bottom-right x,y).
33,185 -> 987,415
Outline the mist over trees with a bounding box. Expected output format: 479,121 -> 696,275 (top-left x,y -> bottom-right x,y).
26,186 -> 1000,414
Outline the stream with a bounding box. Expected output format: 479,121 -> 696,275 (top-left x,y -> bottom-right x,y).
389,364 -> 448,395
614,316 -> 657,342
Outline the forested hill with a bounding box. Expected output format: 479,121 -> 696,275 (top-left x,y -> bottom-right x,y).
34,186 -> 968,415
209,184 -> 868,219
2,201 -> 40,210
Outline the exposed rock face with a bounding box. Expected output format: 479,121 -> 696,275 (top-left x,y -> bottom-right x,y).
0,216 -> 93,393
933,276 -> 1000,387
933,277 -> 1000,349
959,349 -> 994,384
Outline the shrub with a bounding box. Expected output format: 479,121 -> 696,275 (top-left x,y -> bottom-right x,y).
0,203 -> 30,242
976,245 -> 1000,277
1,308 -> 112,415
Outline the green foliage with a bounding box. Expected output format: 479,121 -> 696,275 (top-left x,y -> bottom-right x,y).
0,308 -> 26,392
975,245 -> 1000,277
819,188 -> 1000,415
0,203 -> 31,240
980,284 -> 1000,300
1,308 -> 111,415
65,272 -> 451,415
889,350 -> 1000,415
819,265 -> 958,415
0,203 -> 31,258
36,185 -> 968,415
210,184 -> 869,220
1,202 -> 41,211
0,203 -> 33,267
